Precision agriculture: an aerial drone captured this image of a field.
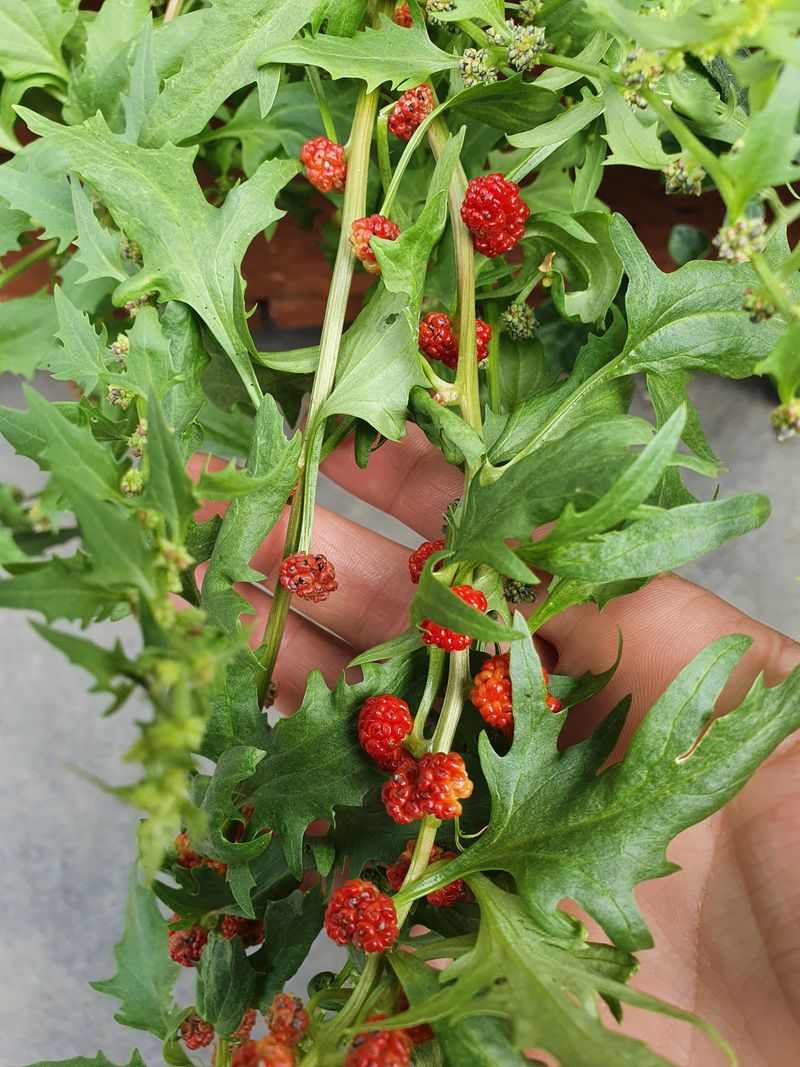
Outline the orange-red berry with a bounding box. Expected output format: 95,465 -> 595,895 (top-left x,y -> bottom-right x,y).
358,694 -> 413,771
174,831 -> 202,868
418,312 -> 491,370
382,752 -> 473,823
470,651 -> 562,734
350,215 -> 400,274
279,552 -> 337,603
300,137 -> 347,193
324,878 -> 399,953
220,914 -> 265,947
388,84 -> 434,140
393,2 -> 413,26
407,538 -> 445,584
168,916 -> 208,967
420,584 -> 488,652
460,173 -> 530,258
231,1036 -> 296,1067
266,994 -> 308,1047
344,1025 -> 413,1067
386,840 -> 466,906
180,1012 -> 215,1050
231,1008 -> 258,1044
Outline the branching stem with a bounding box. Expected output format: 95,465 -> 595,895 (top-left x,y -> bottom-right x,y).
0,239 -> 58,292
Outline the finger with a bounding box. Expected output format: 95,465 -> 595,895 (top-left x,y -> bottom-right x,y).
535,573 -> 800,751
248,505 -> 416,652
322,423 -> 462,540
194,562 -> 354,713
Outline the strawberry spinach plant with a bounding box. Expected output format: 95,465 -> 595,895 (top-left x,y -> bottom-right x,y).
1,1 -> 800,1065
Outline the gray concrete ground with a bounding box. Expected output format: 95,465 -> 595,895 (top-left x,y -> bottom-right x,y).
1,366 -> 797,1067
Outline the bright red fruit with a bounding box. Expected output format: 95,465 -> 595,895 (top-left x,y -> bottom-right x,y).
388,84 -> 434,140
344,1026 -> 413,1067
174,831 -> 202,868
460,173 -> 530,258
350,215 -> 401,274
300,137 -> 347,193
471,651 -> 562,733
231,1008 -> 258,1044
220,914 -> 265,947
407,538 -> 445,583
168,916 -> 208,967
231,1037 -> 296,1067
393,2 -> 413,26
382,751 -> 473,823
358,694 -> 413,771
386,839 -> 466,906
279,552 -> 338,603
418,312 -> 492,370
266,993 -> 308,1047
324,879 -> 399,952
179,1012 -> 215,1050
420,584 -> 488,652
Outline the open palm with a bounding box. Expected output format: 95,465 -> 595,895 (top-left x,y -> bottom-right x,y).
196,425 -> 800,1066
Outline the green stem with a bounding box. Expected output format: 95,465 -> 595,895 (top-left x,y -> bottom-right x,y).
484,301 -> 501,412
163,0 -> 184,21
302,956 -> 382,1067
407,646 -> 446,753
307,65 -> 339,143
426,117 -> 482,437
376,109 -> 393,199
214,1040 -> 231,1067
0,238 -> 57,292
380,98 -> 450,217
538,51 -> 611,83
256,7 -> 389,701
751,253 -> 796,320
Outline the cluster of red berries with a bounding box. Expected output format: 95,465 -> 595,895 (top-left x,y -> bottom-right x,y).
220,913 -> 265,947
407,538 -> 445,583
232,1037 -> 295,1067
279,552 -> 338,603
421,583 -> 488,652
386,840 -> 466,906
418,312 -> 492,370
345,1023 -> 413,1067
350,214 -> 401,274
180,1007 -> 257,1050
324,878 -> 399,952
383,751 -> 473,823
393,2 -> 414,26
300,137 -> 347,193
358,694 -> 413,770
470,651 -> 562,734
266,994 -> 309,1049
461,173 -> 530,258
388,84 -> 434,140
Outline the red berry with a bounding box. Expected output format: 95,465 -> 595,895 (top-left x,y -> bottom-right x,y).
475,318 -> 492,363
407,538 -> 445,584
393,2 -> 413,26
344,1026 -> 413,1067
206,857 -> 228,876
324,879 -> 399,953
358,694 -> 413,771
279,552 -> 337,603
180,1012 -> 215,1050
382,752 -> 473,823
460,173 -> 530,258
420,584 -> 488,652
232,1037 -> 296,1067
386,840 -> 466,906
388,84 -> 434,140
267,994 -> 308,1047
350,215 -> 400,274
471,651 -> 561,734
418,312 -> 492,371
174,831 -> 202,868
168,916 -> 208,967
231,1008 -> 258,1044
300,137 -> 347,193
220,914 -> 265,947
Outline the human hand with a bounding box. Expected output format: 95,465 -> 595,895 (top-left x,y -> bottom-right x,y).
195,425 -> 800,1066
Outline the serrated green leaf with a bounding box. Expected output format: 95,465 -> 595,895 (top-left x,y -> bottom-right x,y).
0,291 -> 60,379
411,558 -> 523,642
90,866 -> 179,1038
24,1055 -> 147,1067
520,493 -> 771,579
0,198 -> 29,255
44,285 -> 109,392
509,88 -> 604,148
348,626 -> 424,667
408,619 -> 800,952
21,108 -> 299,404
455,417 -> 653,581
262,13 -> 459,92
602,87 -> 678,169
69,178 -> 126,284
201,395 -> 300,634
393,875 -> 727,1066
0,0 -> 76,82
248,654 -> 426,875
0,554 -> 118,623
521,210 -> 623,323
198,746 -> 272,865
141,0 -> 323,147
409,385 -> 486,467
0,139 -> 75,251
203,653 -> 271,762
250,889 -> 326,1008
139,393 -> 196,541
196,932 -> 256,1038
30,621 -> 131,698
